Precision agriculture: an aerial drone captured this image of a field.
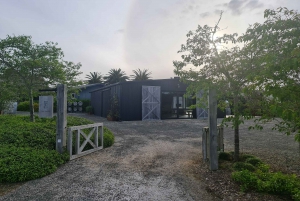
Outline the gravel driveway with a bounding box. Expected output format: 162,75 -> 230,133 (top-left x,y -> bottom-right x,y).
1,114 -> 218,201
1,114 -> 299,201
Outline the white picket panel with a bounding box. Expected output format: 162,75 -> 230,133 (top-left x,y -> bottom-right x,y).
67,123 -> 103,160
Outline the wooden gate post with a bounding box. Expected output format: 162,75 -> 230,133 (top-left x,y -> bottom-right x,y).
56,84 -> 67,154
208,89 -> 218,170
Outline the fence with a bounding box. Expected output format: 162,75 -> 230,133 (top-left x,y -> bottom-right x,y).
67,123 -> 103,160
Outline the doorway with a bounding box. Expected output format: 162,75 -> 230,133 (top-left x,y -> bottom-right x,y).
161,92 -> 195,119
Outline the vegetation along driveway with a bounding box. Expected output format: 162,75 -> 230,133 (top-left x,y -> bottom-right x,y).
1,113 -> 299,200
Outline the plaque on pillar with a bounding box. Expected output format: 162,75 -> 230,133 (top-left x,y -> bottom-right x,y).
39,96 -> 53,118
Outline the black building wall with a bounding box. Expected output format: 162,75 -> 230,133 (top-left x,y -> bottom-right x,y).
118,79 -> 187,121
90,78 -> 227,121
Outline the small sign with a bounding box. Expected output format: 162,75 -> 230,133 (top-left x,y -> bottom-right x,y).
39,96 -> 53,118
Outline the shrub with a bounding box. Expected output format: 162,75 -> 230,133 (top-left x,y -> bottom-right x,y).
233,162 -> 256,172
231,154 -> 300,200
0,145 -> 69,182
17,101 -> 39,112
86,106 -> 93,114
17,101 -> 30,111
245,157 -> 263,167
219,152 -> 232,161
266,172 -> 300,196
239,154 -> 256,162
103,127 -> 114,148
80,99 -> 91,112
232,170 -> 259,191
0,115 -> 114,183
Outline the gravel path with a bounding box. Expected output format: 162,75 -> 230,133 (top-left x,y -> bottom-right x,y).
0,114 -> 218,201
1,114 -> 299,200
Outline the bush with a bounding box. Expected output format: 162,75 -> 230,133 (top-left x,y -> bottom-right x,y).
0,115 -> 114,183
231,154 -> 300,200
0,145 -> 69,182
233,162 -> 256,172
17,101 -> 39,112
219,152 -> 232,161
103,127 -> 114,148
232,170 -> 259,191
17,101 -> 30,111
245,157 -> 263,167
86,106 -> 93,114
80,99 -> 91,112
239,154 -> 256,162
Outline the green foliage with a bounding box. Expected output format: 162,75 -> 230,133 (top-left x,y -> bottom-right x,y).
103,127 -> 114,148
233,162 -> 256,172
245,157 -> 262,167
85,106 -> 93,114
17,101 -> 30,111
0,115 -> 114,183
241,7 -> 300,139
17,101 -> 39,112
107,94 -> 120,120
85,72 -> 103,84
0,35 -> 82,122
239,154 -> 256,162
232,170 -> 259,191
131,69 -> 152,81
231,154 -> 300,200
173,11 -> 260,161
218,152 -> 232,161
0,145 -> 69,182
104,68 -> 129,84
80,99 -> 91,112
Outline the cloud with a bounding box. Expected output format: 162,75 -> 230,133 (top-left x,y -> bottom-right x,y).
244,0 -> 264,10
199,12 -> 211,18
115,29 -> 125,34
220,0 -> 264,15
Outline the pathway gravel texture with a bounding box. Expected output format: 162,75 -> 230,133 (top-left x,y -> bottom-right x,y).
2,113 -> 299,200
1,114 -> 219,201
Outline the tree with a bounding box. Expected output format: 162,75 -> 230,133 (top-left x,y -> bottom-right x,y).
85,72 -> 103,84
241,7 -> 300,141
0,35 -> 82,121
131,69 -> 152,81
104,68 -> 129,85
0,74 -> 17,113
173,12 -> 258,160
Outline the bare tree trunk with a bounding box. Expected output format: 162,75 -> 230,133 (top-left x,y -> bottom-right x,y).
234,95 -> 239,161
29,89 -> 35,122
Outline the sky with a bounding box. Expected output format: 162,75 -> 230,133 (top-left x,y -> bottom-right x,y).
1,0 -> 300,81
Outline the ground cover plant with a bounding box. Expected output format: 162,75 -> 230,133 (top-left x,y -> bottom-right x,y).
218,152 -> 300,200
0,115 -> 114,183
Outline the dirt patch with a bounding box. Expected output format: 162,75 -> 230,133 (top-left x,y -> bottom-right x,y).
1,114 -> 299,200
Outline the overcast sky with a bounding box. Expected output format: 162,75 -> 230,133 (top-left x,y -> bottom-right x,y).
1,0 -> 300,81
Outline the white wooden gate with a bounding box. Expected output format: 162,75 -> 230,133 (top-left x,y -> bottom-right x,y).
67,123 -> 103,160
142,86 -> 161,120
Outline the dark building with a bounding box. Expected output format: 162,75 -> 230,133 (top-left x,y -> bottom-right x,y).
90,78 -> 216,121
74,83 -> 105,100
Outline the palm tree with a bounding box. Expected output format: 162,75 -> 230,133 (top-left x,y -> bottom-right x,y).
104,68 -> 129,85
131,69 -> 152,81
85,72 -> 103,84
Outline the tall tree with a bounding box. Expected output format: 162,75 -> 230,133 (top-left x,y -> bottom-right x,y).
104,68 -> 129,85
241,7 -> 300,141
85,72 -> 103,84
0,35 -> 82,121
131,69 -> 152,81
173,12 -> 258,160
